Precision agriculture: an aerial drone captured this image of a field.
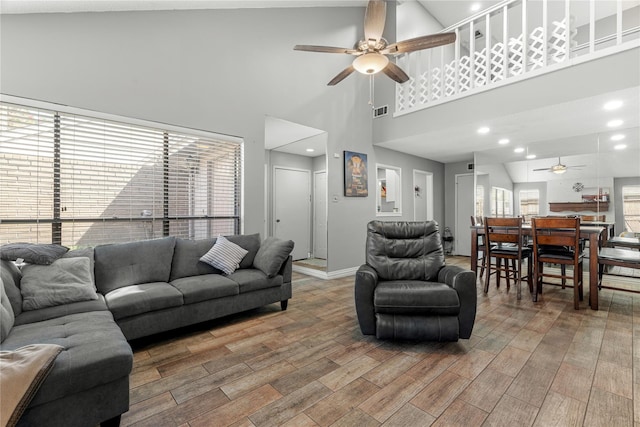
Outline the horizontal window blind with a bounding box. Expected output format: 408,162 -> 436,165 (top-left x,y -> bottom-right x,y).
0,101 -> 242,247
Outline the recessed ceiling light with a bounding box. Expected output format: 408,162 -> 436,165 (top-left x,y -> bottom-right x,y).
514,147 -> 525,153
498,138 -> 510,145
607,119 -> 623,128
470,3 -> 481,12
611,134 -> 625,141
306,148 -> 315,152
604,100 -> 623,110
477,126 -> 490,134
614,144 -> 627,150
526,154 -> 536,159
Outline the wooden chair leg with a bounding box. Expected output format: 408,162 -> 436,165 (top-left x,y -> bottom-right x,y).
496,258 -> 502,289
573,265 -> 580,310
561,265 -> 566,288
484,257 -> 491,294
527,255 -> 533,293
578,263 -> 584,301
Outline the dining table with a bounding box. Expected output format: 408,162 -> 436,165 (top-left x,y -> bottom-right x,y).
470,224 -> 607,310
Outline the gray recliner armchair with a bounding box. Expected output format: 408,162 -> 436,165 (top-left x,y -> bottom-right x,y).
355,221 -> 477,341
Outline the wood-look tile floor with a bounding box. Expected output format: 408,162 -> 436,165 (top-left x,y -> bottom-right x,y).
122,256 -> 640,427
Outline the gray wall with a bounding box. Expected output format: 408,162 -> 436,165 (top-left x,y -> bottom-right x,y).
0,6 -> 387,272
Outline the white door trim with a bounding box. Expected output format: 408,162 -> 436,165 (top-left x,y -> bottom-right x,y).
413,169 -> 434,221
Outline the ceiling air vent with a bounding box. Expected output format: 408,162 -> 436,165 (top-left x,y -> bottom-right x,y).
373,105 -> 388,118
475,30 -> 483,39
467,163 -> 475,171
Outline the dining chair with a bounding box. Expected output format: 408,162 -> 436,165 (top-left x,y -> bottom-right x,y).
531,216 -> 583,309
483,217 -> 532,300
471,216 -> 489,280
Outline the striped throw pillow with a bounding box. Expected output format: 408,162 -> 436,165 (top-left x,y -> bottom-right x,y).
199,235 -> 248,275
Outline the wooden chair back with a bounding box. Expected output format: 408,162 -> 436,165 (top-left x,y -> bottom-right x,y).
484,217 -> 523,246
531,217 -> 581,252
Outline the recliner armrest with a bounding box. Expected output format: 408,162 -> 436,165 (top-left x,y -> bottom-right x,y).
354,264 -> 379,335
438,265 -> 477,339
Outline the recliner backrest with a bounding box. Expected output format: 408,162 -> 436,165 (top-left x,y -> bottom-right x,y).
366,220 -> 445,281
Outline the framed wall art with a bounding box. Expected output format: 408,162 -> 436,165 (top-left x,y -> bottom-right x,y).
344,151 -> 368,197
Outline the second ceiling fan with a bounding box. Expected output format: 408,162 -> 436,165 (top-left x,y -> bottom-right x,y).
294,0 -> 456,86
533,157 -> 586,174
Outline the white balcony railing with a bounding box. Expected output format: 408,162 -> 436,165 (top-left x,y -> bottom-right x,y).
395,0 -> 640,115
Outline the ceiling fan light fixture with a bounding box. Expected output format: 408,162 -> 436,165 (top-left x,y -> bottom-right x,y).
552,165 -> 567,174
353,52 -> 389,75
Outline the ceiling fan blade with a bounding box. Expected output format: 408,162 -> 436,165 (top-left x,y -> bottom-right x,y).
294,45 -> 359,55
328,65 -> 355,86
382,32 -> 456,54
568,165 -> 587,168
382,61 -> 410,84
364,0 -> 386,43
532,168 -> 552,171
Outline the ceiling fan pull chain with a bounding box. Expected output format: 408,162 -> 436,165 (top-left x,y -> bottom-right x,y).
369,74 -> 375,108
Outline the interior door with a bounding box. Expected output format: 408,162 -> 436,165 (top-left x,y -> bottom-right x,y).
455,173 -> 474,256
313,171 -> 327,259
274,167 -> 311,261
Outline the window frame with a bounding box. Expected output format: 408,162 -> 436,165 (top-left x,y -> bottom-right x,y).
0,95 -> 244,246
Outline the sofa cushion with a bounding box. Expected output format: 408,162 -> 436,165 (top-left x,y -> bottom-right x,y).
94,237 -> 176,294
62,247 -> 95,283
170,274 -> 239,304
14,296 -> 108,327
170,234 -> 262,281
1,260 -> 23,316
0,243 -> 68,265
0,311 -> 132,408
170,238 -> 223,280
104,282 -> 184,320
0,277 -> 14,342
20,257 -> 98,311
227,234 -> 261,268
227,268 -> 284,293
253,237 -> 295,278
200,236 -> 248,275
374,281 -> 460,316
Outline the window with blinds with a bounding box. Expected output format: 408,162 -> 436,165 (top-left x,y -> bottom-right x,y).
519,189 -> 539,222
0,101 -> 242,247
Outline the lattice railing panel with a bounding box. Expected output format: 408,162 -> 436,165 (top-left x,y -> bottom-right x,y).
508,35 -> 524,77
490,43 -> 506,83
474,48 -> 488,87
444,63 -> 456,97
419,72 -> 429,105
549,18 -> 577,63
458,55 -> 472,92
395,3 -> 588,114
529,27 -> 546,70
430,68 -> 442,101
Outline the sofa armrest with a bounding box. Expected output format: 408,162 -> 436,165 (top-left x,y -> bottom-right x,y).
278,255 -> 292,284
354,264 -> 379,335
438,265 -> 477,339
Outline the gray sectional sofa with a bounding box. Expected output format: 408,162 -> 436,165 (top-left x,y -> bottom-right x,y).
0,234 -> 293,427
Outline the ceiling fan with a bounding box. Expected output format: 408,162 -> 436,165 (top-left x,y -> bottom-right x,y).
293,0 -> 456,86
533,157 -> 586,174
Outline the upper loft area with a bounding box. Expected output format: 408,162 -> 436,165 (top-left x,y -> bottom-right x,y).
373,0 -> 640,164
394,0 -> 640,116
